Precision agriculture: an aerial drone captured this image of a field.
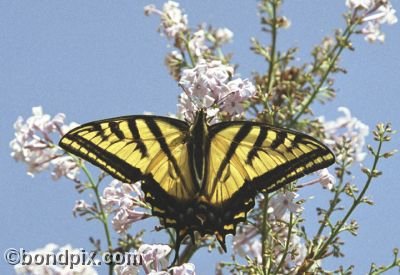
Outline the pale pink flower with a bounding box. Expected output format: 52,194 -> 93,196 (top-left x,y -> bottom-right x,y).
362,21 -> 385,42
268,192 -> 303,219
10,106 -> 80,181
168,263 -> 196,275
222,78 -> 256,115
320,106 -> 369,162
221,92 -> 245,115
139,244 -> 171,273
101,180 -> 148,233
233,224 -> 261,262
188,29 -> 208,57
363,3 -> 398,24
214,27 -> 234,44
145,1 -> 188,39
114,264 -> 139,275
112,207 -> 148,233
170,50 -> 183,61
72,199 -> 92,217
346,0 -> 374,10
346,0 -> 397,43
51,155 -> 79,181
317,168 -> 336,190
136,244 -> 196,274
227,78 -> 256,98
101,180 -> 144,211
299,168 -> 336,190
178,60 -> 255,121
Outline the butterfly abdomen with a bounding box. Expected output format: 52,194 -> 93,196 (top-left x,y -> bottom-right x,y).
188,109 -> 209,191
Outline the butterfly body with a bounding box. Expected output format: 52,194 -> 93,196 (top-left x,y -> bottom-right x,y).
59,109 -> 335,264
187,108 -> 208,191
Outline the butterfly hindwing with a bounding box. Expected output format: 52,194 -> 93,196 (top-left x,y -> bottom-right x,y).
59,115 -> 197,200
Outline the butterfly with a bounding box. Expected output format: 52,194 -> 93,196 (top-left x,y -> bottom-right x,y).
59,108 -> 335,264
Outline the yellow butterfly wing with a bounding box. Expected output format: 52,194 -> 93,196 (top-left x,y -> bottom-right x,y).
199,122 -> 335,242
205,122 -> 335,205
59,115 -> 196,201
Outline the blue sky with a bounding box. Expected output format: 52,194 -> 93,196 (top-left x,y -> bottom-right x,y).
1,1 -> 399,274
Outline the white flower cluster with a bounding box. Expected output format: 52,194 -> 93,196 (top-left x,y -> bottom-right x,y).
145,2 -> 233,59
144,1 -> 188,39
178,60 -> 256,122
316,168 -> 336,190
268,191 -> 303,219
189,27 -> 233,57
101,180 -> 148,233
14,243 -> 97,275
214,27 -> 234,44
10,106 -> 80,181
346,0 -> 397,42
233,225 -> 262,263
320,107 -> 369,163
114,244 -> 195,275
188,29 -> 208,57
72,199 -> 93,217
297,168 -> 336,190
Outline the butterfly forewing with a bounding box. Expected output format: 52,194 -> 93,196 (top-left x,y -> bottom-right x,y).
59,116 -> 197,200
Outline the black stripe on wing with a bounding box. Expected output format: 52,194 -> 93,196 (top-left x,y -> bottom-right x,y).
211,124 -> 252,191
59,133 -> 142,183
246,127 -> 267,165
128,119 -> 148,158
144,118 -> 188,185
252,147 -> 335,192
59,115 -> 189,183
218,147 -> 334,222
209,120 -> 335,193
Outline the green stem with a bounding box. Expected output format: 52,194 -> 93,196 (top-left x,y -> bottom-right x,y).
183,34 -> 196,67
275,212 -> 294,273
216,47 -> 227,63
370,263 -> 399,275
313,162 -> 345,243
261,194 -> 270,275
288,23 -> 356,127
265,0 -> 278,100
314,139 -> 383,261
81,163 -> 114,275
